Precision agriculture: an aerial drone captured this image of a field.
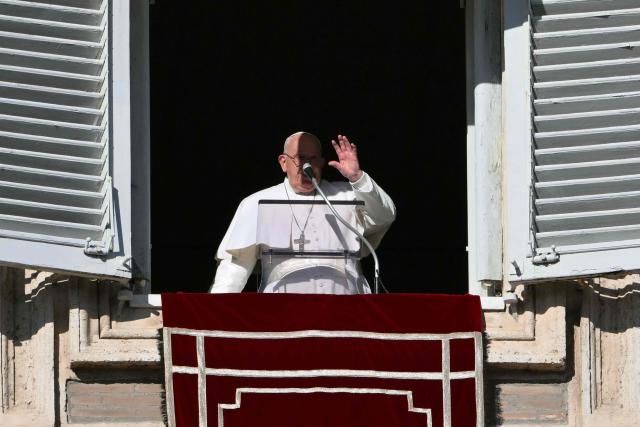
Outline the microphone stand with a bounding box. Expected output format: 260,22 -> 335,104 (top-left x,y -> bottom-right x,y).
303,164 -> 386,294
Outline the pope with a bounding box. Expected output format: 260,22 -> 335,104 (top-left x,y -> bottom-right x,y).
210,131 -> 396,294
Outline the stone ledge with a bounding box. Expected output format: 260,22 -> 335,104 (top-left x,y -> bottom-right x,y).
69,280 -> 162,368
69,343 -> 161,368
484,284 -> 567,371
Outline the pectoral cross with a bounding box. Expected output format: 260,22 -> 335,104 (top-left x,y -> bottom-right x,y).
294,232 -> 310,251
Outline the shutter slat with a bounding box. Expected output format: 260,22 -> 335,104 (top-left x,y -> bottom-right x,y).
532,0 -> 640,15
533,8 -> 640,32
0,13 -> 104,42
0,179 -> 104,208
0,96 -> 103,124
0,80 -> 104,108
535,141 -> 640,164
0,228 -> 88,246
536,225 -> 640,247
536,174 -> 640,198
534,107 -> 640,132
0,114 -> 104,140
0,146 -> 105,175
0,47 -> 104,75
0,212 -> 102,239
0,164 -> 104,191
0,0 -> 104,26
26,0 -> 103,10
535,124 -> 640,148
537,224 -> 640,246
534,58 -> 640,82
534,91 -> 640,115
0,31 -> 102,58
534,41 -> 640,66
536,157 -> 640,181
0,130 -> 105,157
536,207 -> 640,231
0,64 -> 103,91
534,74 -> 640,98
0,197 -> 104,224
536,190 -> 640,214
534,25 -> 640,49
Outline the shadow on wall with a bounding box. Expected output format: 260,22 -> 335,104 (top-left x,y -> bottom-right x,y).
580,275 -> 640,333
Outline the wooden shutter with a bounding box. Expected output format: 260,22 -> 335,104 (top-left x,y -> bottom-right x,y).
0,0 -> 147,280
507,0 -> 640,281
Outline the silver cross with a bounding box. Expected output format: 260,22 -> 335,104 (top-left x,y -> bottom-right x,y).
294,232 -> 310,251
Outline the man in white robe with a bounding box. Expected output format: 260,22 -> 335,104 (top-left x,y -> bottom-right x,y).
210,132 -> 396,294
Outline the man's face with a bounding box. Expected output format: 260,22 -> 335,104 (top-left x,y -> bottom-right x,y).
278,135 -> 324,193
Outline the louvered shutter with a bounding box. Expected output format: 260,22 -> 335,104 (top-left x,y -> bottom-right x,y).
0,0 -> 149,280
507,0 -> 640,281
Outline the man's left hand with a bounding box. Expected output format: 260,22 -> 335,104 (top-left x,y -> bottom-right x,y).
328,134 -> 363,182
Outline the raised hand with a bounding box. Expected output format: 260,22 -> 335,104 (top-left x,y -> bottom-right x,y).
328,134 -> 363,182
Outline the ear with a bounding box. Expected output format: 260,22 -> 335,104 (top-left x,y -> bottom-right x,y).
278,154 -> 287,173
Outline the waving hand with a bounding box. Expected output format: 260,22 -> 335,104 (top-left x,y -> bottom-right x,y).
328,135 -> 363,182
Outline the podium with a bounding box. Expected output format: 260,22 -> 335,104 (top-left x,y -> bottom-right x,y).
162,293 -> 484,426
256,199 -> 365,294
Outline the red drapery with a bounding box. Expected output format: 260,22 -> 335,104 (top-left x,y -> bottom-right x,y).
162,293 -> 483,427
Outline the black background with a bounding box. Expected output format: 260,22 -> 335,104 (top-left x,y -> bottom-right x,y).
149,1 -> 467,294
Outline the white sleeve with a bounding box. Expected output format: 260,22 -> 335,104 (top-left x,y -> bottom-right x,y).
209,246 -> 258,293
350,172 -> 396,234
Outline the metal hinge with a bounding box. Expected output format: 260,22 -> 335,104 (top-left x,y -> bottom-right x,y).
84,234 -> 113,256
532,245 -> 560,265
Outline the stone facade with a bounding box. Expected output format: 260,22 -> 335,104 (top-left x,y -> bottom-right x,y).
66,382 -> 163,424
485,278 -> 640,426
0,267 -> 163,426
1,265 -> 639,426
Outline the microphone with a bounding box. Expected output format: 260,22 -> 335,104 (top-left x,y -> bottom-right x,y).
302,163 -> 385,293
302,163 -> 315,181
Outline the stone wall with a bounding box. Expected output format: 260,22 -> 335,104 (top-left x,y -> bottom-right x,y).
1,265 -> 639,426
67,382 -> 163,424
485,277 -> 640,426
486,382 -> 567,425
0,267 -> 163,426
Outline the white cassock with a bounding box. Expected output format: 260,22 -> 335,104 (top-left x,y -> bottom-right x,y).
210,171 -> 396,294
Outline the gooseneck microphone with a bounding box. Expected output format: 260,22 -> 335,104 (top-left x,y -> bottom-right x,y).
302,163 -> 385,294
302,163 -> 315,182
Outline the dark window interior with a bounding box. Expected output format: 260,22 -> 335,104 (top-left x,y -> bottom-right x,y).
149,1 -> 467,293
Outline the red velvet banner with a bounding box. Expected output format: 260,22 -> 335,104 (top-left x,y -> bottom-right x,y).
162,293 -> 483,427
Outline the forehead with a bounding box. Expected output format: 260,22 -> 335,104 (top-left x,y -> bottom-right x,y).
288,135 -> 322,155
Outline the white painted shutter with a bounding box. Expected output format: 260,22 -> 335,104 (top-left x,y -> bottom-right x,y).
0,0 -> 147,280
510,0 -> 640,281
